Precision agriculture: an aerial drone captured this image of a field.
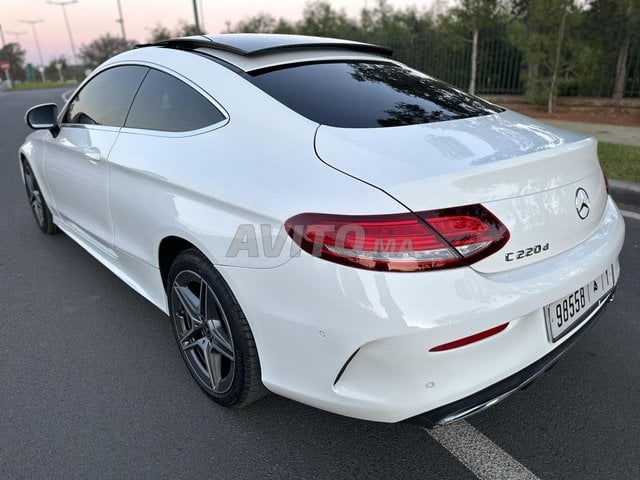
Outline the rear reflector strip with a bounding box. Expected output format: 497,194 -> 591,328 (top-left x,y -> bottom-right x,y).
429,323 -> 509,352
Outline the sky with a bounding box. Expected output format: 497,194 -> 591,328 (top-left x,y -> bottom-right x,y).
0,0 -> 449,66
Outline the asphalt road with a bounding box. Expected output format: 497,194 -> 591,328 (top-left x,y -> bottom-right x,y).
1,88 -> 638,480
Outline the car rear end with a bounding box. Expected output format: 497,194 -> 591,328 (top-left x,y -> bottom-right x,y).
216,53 -> 625,424
222,193 -> 622,424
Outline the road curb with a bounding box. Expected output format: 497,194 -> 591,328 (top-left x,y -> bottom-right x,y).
609,179 -> 640,207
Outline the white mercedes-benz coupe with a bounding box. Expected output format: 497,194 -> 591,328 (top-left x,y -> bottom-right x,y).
19,34 -> 624,427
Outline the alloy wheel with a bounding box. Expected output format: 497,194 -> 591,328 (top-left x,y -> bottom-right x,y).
23,164 -> 45,227
171,270 -> 236,394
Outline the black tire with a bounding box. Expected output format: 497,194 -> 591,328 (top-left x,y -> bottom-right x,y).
167,248 -> 268,407
21,160 -> 58,235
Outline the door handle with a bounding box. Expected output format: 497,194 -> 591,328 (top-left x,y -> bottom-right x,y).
83,146 -> 101,162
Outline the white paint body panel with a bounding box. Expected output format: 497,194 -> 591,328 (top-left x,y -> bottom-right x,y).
18,41 -> 625,423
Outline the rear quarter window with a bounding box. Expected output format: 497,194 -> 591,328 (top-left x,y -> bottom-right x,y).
250,61 -> 504,128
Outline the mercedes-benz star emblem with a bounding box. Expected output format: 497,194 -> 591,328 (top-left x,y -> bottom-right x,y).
575,188 -> 590,219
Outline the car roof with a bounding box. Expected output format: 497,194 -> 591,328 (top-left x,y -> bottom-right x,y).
136,33 -> 394,73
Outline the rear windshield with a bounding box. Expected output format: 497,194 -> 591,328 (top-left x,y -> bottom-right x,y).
250,61 -> 504,128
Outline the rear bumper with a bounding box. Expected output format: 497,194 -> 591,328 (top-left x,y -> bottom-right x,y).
409,288 -> 616,428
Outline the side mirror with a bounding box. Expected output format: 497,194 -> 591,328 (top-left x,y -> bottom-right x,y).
25,103 -> 60,136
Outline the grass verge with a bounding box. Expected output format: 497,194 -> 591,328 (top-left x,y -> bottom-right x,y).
598,142 -> 640,184
12,81 -> 78,91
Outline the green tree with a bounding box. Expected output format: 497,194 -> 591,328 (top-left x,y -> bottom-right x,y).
508,0 -> 580,111
147,21 -> 208,42
584,0 -> 640,99
360,0 -> 400,37
226,0 -> 438,42
450,0 -> 506,94
0,42 -> 26,82
546,1 -> 571,112
175,20 -> 200,37
226,1 -> 356,37
79,34 -> 137,69
296,1 -> 357,37
148,23 -> 173,42
230,13 -> 276,33
508,0 -> 540,95
359,0 -> 436,41
44,56 -> 71,82
225,0 -> 640,99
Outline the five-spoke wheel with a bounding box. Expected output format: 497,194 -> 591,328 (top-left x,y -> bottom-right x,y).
168,248 -> 267,407
22,161 -> 57,234
172,269 -> 236,394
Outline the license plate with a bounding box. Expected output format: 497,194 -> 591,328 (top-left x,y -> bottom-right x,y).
544,264 -> 615,342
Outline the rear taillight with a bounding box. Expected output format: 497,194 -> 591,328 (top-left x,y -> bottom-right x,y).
285,205 -> 509,272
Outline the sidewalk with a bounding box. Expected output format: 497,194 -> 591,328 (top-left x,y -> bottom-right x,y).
544,120 -> 640,147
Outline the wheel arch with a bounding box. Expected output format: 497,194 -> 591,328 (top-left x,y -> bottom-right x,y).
157,235 -> 256,341
18,152 -> 29,183
158,236 -> 199,291
19,145 -> 51,206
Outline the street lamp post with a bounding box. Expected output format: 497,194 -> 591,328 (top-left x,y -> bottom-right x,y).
19,19 -> 46,82
47,0 -> 78,65
115,0 -> 126,41
192,0 -> 201,34
199,0 -> 205,31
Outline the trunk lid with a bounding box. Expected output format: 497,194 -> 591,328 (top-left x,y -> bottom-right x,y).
314,111 -> 608,273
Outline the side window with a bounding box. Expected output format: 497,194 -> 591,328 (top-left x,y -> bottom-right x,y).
125,69 -> 225,132
64,66 -> 148,127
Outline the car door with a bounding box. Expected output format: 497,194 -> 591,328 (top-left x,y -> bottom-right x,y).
107,68 -> 227,266
43,65 -> 148,252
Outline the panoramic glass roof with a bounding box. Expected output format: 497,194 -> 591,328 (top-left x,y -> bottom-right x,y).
138,33 -> 393,57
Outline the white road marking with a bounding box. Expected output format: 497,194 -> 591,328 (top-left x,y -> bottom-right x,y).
426,421 -> 541,480
621,209 -> 640,222
61,89 -> 74,103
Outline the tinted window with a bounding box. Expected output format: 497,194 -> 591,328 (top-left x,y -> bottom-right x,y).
125,70 -> 225,132
251,62 -> 504,128
64,66 -> 148,127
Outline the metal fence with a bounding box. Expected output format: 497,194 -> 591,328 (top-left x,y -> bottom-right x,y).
373,29 -> 640,99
